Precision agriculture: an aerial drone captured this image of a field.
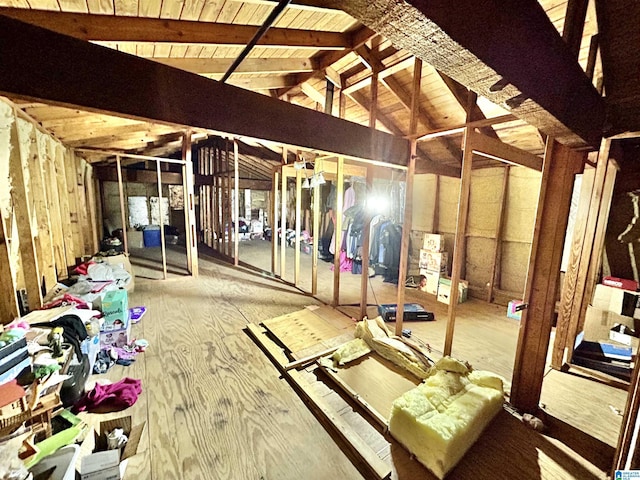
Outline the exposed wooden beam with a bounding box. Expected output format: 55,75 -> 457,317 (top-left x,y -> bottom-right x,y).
0,16 -> 409,166
217,75 -> 299,91
562,0 -> 590,59
0,9 -> 349,49
414,114 -> 518,141
153,57 -> 316,75
277,25 -> 376,96
346,90 -> 404,137
96,165 -> 183,184
510,139 -> 584,414
300,81 -> 326,105
342,55 -> 415,95
332,0 -> 605,148
355,45 -> 462,163
470,131 -> 543,171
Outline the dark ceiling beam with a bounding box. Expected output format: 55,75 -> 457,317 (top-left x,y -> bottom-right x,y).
330,0 -> 605,148
0,16 -> 409,165
562,0 -> 590,59
0,8 -> 349,49
436,71 -> 499,139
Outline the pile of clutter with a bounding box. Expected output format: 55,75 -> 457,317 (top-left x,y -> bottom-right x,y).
0,251 -> 148,480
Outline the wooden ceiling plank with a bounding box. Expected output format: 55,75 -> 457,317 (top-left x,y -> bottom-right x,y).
0,16 -> 408,164
331,0 -> 605,148
230,0 -> 343,13
152,57 -> 316,74
0,8 -> 349,49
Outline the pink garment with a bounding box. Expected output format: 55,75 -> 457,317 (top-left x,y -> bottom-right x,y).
74,377 -> 142,413
329,251 -> 353,273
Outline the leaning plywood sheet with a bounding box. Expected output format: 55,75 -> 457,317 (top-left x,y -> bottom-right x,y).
262,305 -> 354,359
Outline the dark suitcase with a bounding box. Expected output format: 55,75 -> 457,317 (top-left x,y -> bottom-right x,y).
60,354 -> 90,407
378,303 -> 435,322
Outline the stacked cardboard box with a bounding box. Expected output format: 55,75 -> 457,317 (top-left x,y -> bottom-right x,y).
419,234 -> 447,296
437,278 -> 469,305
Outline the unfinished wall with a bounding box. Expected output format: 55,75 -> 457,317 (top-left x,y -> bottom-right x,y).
410,166 -> 541,303
0,98 -> 98,322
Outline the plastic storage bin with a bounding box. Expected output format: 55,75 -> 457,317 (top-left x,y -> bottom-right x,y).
143,225 -> 161,247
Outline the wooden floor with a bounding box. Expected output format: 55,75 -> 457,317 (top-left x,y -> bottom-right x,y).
81,240 -> 626,479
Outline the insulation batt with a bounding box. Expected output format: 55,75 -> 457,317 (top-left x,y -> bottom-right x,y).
389,357 -> 505,479
354,317 -> 431,379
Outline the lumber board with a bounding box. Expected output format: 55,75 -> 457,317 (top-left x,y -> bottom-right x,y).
9,113 -> 43,309
63,149 -> 82,259
294,167 -> 301,286
0,213 -> 19,323
487,167 -> 509,303
233,139 -> 239,267
332,156 -> 344,307
84,164 -> 100,254
54,143 -> 76,267
272,170 -> 279,275
443,129 -> 473,356
280,163 -> 287,281
470,131 -> 543,171
551,165 -> 595,368
0,15 -> 409,166
0,9 -> 348,49
510,140 -> 584,413
332,0 -> 605,148
41,135 -> 67,278
152,57 -> 315,75
155,160 -> 168,280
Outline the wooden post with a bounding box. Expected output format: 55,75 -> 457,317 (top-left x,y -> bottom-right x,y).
115,155 -> 128,254
333,156 -> 344,307
551,165 -> 595,368
54,144 -> 76,268
443,128 -> 473,356
432,175 -> 440,233
613,356 -> 640,473
0,212 -> 19,323
85,163 -> 100,253
9,115 -> 43,309
281,166 -> 287,281
272,169 -> 279,276
395,142 -> 417,336
294,166 -> 302,287
510,139 -> 584,413
64,149 -> 82,260
561,141 -> 616,364
395,57 -> 423,330
233,138 -> 240,266
487,166 -> 510,302
73,153 -> 93,257
156,159 -> 168,280
25,121 -> 56,292
312,170 -> 320,295
182,131 -> 198,276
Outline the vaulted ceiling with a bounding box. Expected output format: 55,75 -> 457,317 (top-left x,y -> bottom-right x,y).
1,0 -> 631,182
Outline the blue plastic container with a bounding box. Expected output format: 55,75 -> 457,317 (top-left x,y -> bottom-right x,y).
143,226 -> 161,247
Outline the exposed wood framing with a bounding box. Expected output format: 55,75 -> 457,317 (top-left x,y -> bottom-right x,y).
280,162 -> 287,281
64,149 -> 82,258
0,212 -> 19,323
9,116 -> 43,310
183,131 -> 198,277
42,136 -> 67,278
0,16 -> 408,166
562,0 -> 590,59
443,129 -> 473,356
551,165 -> 596,368
234,139 -> 240,267
153,57 -> 315,75
0,9 -> 349,49
115,156 -> 129,254
510,139 -> 584,413
413,114 -> 517,142
294,167 -> 302,286
614,356 -> 640,473
272,169 -> 279,276
470,131 -> 543,171
312,171 -> 320,295
333,156 -> 344,307
487,167 -> 509,303
155,159 -> 168,280
333,0 -> 605,148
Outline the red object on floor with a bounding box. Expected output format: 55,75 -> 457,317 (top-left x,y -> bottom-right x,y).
74,377 -> 142,413
603,276 -> 638,291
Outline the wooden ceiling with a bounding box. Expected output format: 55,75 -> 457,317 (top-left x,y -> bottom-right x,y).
0,0 -> 606,180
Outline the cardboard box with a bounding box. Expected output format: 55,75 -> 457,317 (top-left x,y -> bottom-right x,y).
437,278 -> 468,305
419,270 -> 440,295
603,276 -> 638,291
101,290 -> 129,331
507,300 -> 524,320
419,250 -> 448,274
99,324 -> 132,349
610,324 -> 637,347
592,284 -> 640,319
583,306 -> 638,350
423,233 -> 445,252
78,415 -> 145,480
127,230 -> 144,249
